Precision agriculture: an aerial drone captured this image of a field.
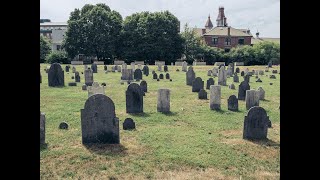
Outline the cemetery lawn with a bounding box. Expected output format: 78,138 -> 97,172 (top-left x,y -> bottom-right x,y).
40,64 -> 280,179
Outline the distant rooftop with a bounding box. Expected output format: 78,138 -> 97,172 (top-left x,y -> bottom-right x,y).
40,22 -> 68,26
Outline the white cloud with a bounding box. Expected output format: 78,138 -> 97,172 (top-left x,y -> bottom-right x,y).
40,0 -> 279,37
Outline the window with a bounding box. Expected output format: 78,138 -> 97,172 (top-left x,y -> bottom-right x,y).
212,37 -> 218,45
225,38 -> 231,45
238,38 -> 244,45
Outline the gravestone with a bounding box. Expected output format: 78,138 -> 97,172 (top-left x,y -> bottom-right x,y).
257,87 -> 265,100
245,90 -> 260,110
82,84 -> 87,90
192,77 -> 204,92
157,89 -> 170,113
240,71 -> 245,76
265,67 -> 269,72
182,61 -> 187,72
131,62 -> 135,72
259,70 -> 264,75
142,65 -> 149,76
268,61 -> 272,68
186,68 -> 196,86
122,63 -> 127,70
243,106 -> 269,140
270,75 -> 276,79
121,69 -> 133,81
48,63 -> 65,87
157,64 -> 162,71
81,94 -> 119,144
210,85 -> 221,110
153,73 -> 158,79
138,64 -> 142,70
244,68 -> 249,75
59,122 -> 68,129
228,95 -> 238,111
159,74 -> 164,79
101,82 -> 106,86
212,68 -> 218,77
123,118 -> 136,130
84,69 -> 94,86
188,66 -> 193,71
207,70 -> 212,76
91,64 -> 97,73
157,78 -> 160,81
134,69 -> 142,80
88,82 -> 106,97
238,81 -> 250,100
126,83 -> 144,113
227,64 -> 233,77
65,66 -> 70,72
152,70 -> 155,75
272,70 -> 278,74
256,78 -> 262,82
206,78 -> 215,89
84,65 -> 88,70
68,82 -> 77,86
72,66 -> 76,73
111,66 -> 116,72
164,65 -> 168,72
233,73 -> 239,83
218,67 -> 227,86
117,66 -> 121,72
104,65 -> 108,71
198,89 -> 207,99
140,80 -> 147,92
244,74 -> 250,83
165,73 -> 170,79
229,84 -> 235,89
235,67 -> 240,73
40,112 -> 46,145
218,64 -> 225,69
75,71 -> 80,82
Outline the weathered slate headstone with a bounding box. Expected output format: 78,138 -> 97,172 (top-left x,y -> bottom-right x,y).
212,68 -> 218,77
68,82 -> 77,86
182,61 -> 187,72
59,122 -> 68,129
121,69 -> 133,81
159,74 -> 164,79
126,83 -> 144,113
206,78 -> 215,89
72,66 -> 76,73
157,64 -> 162,71
104,65 -> 108,71
88,82 -> 106,97
65,66 -> 70,72
164,65 -> 168,72
91,64 -> 97,73
165,73 -> 170,79
81,94 -> 119,144
186,68 -> 196,86
272,70 -> 278,74
229,83 -> 235,89
40,112 -> 46,145
270,75 -> 276,79
244,74 -> 250,83
233,73 -> 239,83
75,71 -> 80,82
48,63 -> 65,87
207,70 -> 212,76
131,62 -> 135,72
210,85 -> 221,110
240,71 -> 245,76
134,69 -> 142,80
84,69 -> 94,86
218,67 -> 227,86
268,61 -> 272,68
198,89 -> 207,99
228,95 -> 238,111
140,80 -> 147,92
243,106 -> 269,140
257,87 -> 265,100
142,65 -> 149,76
157,89 -> 170,113
117,66 -> 121,72
153,73 -> 158,79
238,81 -> 250,100
123,118 -> 135,130
235,67 -> 240,73
192,77 -> 204,92
82,84 -> 87,90
245,90 -> 260,110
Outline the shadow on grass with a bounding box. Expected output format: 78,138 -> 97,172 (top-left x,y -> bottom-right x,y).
212,109 -> 226,114
84,143 -> 128,156
160,111 -> 178,116
261,99 -> 270,102
129,112 -> 151,117
249,138 -> 280,147
40,144 -> 48,151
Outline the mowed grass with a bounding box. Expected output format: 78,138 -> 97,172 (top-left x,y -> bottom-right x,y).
40,64 -> 280,180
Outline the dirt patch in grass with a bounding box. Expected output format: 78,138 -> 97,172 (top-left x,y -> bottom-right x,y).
249,170 -> 280,180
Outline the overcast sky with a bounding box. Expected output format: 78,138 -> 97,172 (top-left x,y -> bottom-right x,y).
40,0 -> 280,38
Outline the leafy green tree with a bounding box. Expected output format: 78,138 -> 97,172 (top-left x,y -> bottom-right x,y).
180,23 -> 203,64
40,35 -> 51,63
46,51 -> 69,64
63,3 -> 122,62
253,41 -> 280,65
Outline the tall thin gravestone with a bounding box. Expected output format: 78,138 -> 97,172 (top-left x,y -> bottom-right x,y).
186,68 -> 196,86
243,106 -> 269,140
157,89 -> 170,113
134,69 -> 142,80
84,69 -> 94,86
91,64 -> 97,73
210,85 -> 221,110
75,71 -> 80,82
192,77 -> 204,92
126,83 -> 143,113
40,112 -> 46,145
48,63 -> 64,87
218,66 -> 227,86
206,78 -> 214,89
140,80 -> 147,92
238,81 -> 250,100
245,90 -> 260,110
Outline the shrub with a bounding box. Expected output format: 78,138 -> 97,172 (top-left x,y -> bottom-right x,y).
46,51 -> 70,64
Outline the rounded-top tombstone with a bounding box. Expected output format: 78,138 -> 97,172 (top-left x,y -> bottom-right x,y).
48,63 -> 65,87
123,118 -> 136,130
243,106 -> 270,140
140,80 -> 147,92
126,83 -> 144,113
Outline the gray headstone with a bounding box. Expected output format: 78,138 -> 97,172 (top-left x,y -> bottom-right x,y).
228,95 -> 238,111
244,74 -> 250,83
48,63 -> 64,87
164,65 -> 168,72
207,70 -> 212,76
235,67 -> 240,73
238,81 -> 250,100
243,106 -> 269,140
142,65 -> 149,76
123,118 -> 135,130
259,70 -> 264,75
256,78 -> 262,82
122,63 -> 127,70
159,74 -> 164,79
165,73 -> 170,79
270,75 -> 276,79
87,82 -> 106,97
153,73 -> 158,79
68,82 -> 77,86
65,66 -> 70,72
121,69 -> 133,81
84,69 -> 94,86
245,90 -> 260,110
75,71 -> 80,82
81,94 -> 119,144
82,84 -> 87,90
198,89 -> 207,99
240,71 -> 245,76
268,61 -> 272,68
210,85 -> 221,110
218,67 -> 227,86
257,87 -> 265,100
40,112 -> 46,145
59,122 -> 68,129
206,78 -> 215,90
126,83 -> 144,113
186,68 -> 196,86
104,65 -> 108,71
192,77 -> 204,92
140,80 -> 147,92
229,83 -> 235,89
182,61 -> 187,72
157,89 -> 170,113
157,64 -> 162,71
134,69 -> 142,80
72,66 -> 76,73
91,64 -> 97,73
233,73 -> 239,83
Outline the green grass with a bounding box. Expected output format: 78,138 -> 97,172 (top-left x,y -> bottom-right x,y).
40,64 -> 280,179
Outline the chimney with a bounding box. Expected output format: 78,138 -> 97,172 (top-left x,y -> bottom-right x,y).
217,6 -> 227,27
228,27 -> 230,36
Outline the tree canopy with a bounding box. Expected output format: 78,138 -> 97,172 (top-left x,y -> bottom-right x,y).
40,35 -> 51,63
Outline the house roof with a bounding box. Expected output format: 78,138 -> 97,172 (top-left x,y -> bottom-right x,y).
205,16 -> 213,28
40,22 -> 68,26
251,37 -> 280,44
193,28 -> 205,37
203,26 -> 252,37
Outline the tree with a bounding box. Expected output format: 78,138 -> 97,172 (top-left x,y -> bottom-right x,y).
40,35 -> 51,63
253,41 -> 280,65
63,3 -> 122,62
180,23 -> 203,64
45,51 -> 69,64
121,11 -> 184,64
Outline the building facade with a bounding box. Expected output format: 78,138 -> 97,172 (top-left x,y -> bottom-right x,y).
40,19 -> 67,52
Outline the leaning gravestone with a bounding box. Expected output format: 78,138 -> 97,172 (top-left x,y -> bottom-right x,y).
164,65 -> 168,72
243,106 -> 269,140
159,74 -> 164,79
134,69 -> 142,80
153,73 -> 158,79
81,94 -> 119,144
140,80 -> 147,92
210,85 -> 221,110
48,63 -> 65,87
257,87 -> 265,100
75,71 -> 80,82
206,78 -> 215,89
123,118 -> 136,130
91,64 -> 97,73
192,77 -> 204,92
228,95 -> 238,111
198,89 -> 207,99
87,82 -> 106,97
84,69 -> 93,86
157,89 -> 170,113
233,73 -> 239,83
245,90 -> 260,110
40,112 -> 46,145
238,81 -> 250,100
218,66 -> 227,86
186,68 -> 196,86
126,83 -> 144,113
